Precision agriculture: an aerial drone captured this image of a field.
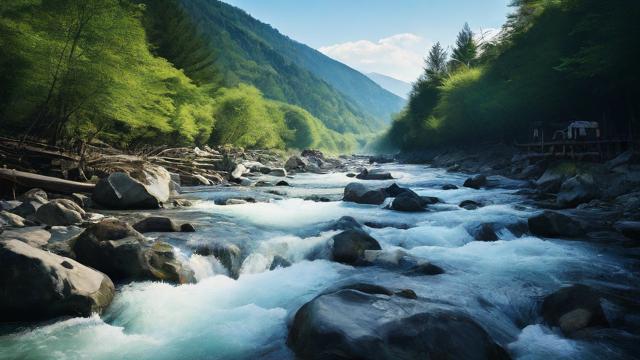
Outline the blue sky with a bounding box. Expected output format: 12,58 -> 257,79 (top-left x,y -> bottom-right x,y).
222,0 -> 512,82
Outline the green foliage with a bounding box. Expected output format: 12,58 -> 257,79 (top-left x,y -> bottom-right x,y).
383,0 -> 640,151
450,23 -> 478,70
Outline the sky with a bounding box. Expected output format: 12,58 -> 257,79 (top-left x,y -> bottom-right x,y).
222,0 -> 512,83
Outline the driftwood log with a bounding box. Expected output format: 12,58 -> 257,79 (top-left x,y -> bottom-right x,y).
0,168 -> 95,194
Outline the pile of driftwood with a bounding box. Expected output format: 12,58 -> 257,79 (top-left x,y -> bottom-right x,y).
0,137 -> 287,196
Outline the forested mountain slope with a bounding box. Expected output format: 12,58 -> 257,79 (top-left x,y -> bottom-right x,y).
176,0 -> 404,133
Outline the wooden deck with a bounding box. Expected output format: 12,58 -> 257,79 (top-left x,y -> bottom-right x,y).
514,138 -> 635,160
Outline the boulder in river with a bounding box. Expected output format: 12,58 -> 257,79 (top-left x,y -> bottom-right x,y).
459,199 -> 483,210
356,168 -> 393,180
343,183 -> 387,205
285,156 -> 308,172
92,167 -> 171,209
463,174 -> 487,189
133,216 -> 180,233
556,174 -> 599,208
194,241 -> 242,279
0,239 -> 114,321
442,183 -> 458,190
535,168 -> 566,193
326,216 -> 363,232
469,223 -> 499,241
528,211 -> 585,238
542,284 -> 608,335
269,255 -> 292,270
72,218 -> 191,283
287,283 -> 510,360
331,229 -> 381,265
35,199 -> 86,226
390,190 -> 426,212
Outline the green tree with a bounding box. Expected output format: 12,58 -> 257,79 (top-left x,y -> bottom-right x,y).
424,42 -> 449,83
450,23 -> 477,70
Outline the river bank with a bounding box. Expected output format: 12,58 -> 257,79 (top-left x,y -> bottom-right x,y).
1,145 -> 639,359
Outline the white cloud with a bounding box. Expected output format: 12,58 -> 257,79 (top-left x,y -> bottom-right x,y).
319,33 -> 430,83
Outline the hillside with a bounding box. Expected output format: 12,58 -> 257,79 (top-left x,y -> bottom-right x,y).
367,73 -> 412,99
176,0 -> 404,133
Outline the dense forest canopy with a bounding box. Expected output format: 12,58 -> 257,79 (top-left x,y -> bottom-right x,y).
380,0 -> 640,151
0,0 -> 373,153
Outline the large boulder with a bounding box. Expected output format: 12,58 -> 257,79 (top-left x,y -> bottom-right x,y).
0,239 -> 114,321
541,284 -> 608,335
288,284 -> 510,360
469,223 -> 499,241
35,199 -> 86,226
390,190 -> 426,212
71,219 -> 191,283
556,174 -> 599,208
528,211 -> 584,238
463,174 -> 487,189
343,183 -> 387,205
331,229 -> 381,265
92,167 -> 171,209
356,168 -> 394,180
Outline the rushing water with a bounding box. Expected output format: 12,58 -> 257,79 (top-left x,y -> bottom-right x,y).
1,164 -> 638,359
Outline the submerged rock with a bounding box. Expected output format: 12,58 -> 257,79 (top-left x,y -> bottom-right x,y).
528,211 -> 584,238
463,174 -> 487,189
459,199 -> 483,210
542,284 -> 609,335
442,183 -> 459,190
356,168 -> 393,180
269,255 -> 292,270
326,216 -> 363,232
343,183 -> 387,205
331,229 -> 381,265
469,223 -> 499,241
0,239 -> 114,321
194,242 -> 242,279
35,199 -> 86,226
93,168 -> 171,209
288,284 -> 510,360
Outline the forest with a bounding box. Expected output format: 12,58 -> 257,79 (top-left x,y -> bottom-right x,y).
0,0 -> 364,153
381,0 -> 640,151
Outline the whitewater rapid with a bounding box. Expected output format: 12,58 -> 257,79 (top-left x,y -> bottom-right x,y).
0,164 -> 637,359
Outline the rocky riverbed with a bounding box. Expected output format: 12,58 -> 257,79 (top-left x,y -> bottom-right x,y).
1,148 -> 639,359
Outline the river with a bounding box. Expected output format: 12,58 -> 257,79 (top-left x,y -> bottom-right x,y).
0,163 -> 638,359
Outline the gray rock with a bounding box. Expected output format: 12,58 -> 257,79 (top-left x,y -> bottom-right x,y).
180,223 -> 196,232
463,174 -> 487,189
332,229 -> 381,265
469,223 -> 499,241
71,193 -> 92,209
356,168 -> 394,180
92,170 -> 170,209
285,156 -> 308,172
442,184 -> 458,190
557,174 -> 598,208
459,200 -> 483,210
225,198 -> 248,205
542,284 -> 608,335
194,242 -> 242,279
0,210 -> 28,227
35,199 -> 86,226
72,219 -> 191,283
269,255 -> 292,270
343,183 -> 387,205
390,190 -> 426,212
19,188 -> 48,203
535,169 -> 566,193
275,180 -> 290,186
11,199 -> 45,219
231,164 -> 247,180
268,168 -> 287,177
326,216 -> 363,232
133,216 -> 180,233
0,227 -> 51,247
0,200 -> 22,211
288,284 -> 510,360
0,239 -> 114,321
528,211 -> 585,238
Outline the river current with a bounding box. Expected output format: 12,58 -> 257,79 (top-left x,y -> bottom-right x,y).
0,164 -> 638,359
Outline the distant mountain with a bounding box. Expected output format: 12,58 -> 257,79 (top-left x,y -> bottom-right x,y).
367,73 -> 412,99
173,0 -> 404,133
